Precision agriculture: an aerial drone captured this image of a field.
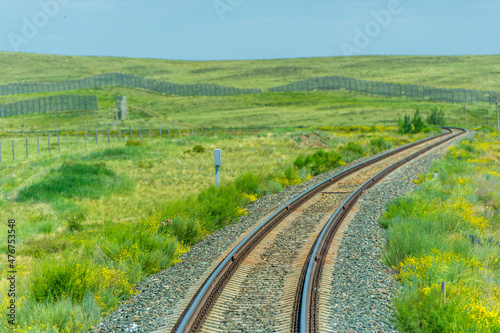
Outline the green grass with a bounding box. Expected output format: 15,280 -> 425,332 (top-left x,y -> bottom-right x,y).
0,127 -> 433,332
1,53 -> 500,91
381,132 -> 500,332
0,88 -> 495,132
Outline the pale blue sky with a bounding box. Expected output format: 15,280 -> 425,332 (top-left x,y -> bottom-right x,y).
1,0 -> 499,60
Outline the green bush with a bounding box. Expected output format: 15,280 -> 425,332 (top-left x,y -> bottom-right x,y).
13,292 -> 100,333
398,114 -> 413,134
125,140 -> 143,146
30,258 -> 94,303
195,185 -> 245,230
168,217 -> 202,246
369,136 -> 393,153
413,110 -> 425,132
192,145 -> 206,153
294,150 -> 344,175
427,107 -> 445,126
341,142 -> 366,162
235,172 -> 261,194
399,110 -> 427,134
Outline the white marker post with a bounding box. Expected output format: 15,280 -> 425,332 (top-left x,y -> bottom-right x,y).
214,149 -> 222,188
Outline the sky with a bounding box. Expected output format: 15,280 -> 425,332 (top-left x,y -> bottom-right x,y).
0,0 -> 499,60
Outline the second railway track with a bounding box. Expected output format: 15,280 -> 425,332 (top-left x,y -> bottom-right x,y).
156,127 -> 465,333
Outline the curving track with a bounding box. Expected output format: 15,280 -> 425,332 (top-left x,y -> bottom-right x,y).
155,128 -> 465,333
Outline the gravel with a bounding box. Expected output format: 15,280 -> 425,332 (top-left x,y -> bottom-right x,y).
323,130 -> 473,333
90,131 -> 472,333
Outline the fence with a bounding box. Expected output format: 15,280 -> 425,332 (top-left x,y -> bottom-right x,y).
2,73 -> 498,107
0,95 -> 99,118
268,76 -> 500,106
0,73 -> 263,97
0,125 -> 199,162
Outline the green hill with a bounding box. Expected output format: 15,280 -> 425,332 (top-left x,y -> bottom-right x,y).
0,52 -> 499,131
2,52 -> 500,90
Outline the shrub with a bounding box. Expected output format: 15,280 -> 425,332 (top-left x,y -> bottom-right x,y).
192,145 -> 206,153
399,110 -> 427,133
235,172 -> 261,195
427,107 -> 445,126
294,150 -> 344,175
13,292 -> 100,333
398,114 -> 413,134
30,258 -> 94,303
369,137 -> 393,153
341,142 -> 366,162
168,216 -> 202,246
125,140 -> 143,146
413,109 -> 425,133
195,185 -> 245,230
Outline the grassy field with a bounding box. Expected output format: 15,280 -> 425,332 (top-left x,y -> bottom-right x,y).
2,53 -> 500,91
381,130 -> 500,332
0,88 -> 495,132
0,126 -> 437,332
0,52 -> 499,332
1,53 -> 499,133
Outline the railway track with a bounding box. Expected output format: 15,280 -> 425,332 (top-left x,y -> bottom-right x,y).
156,127 -> 465,333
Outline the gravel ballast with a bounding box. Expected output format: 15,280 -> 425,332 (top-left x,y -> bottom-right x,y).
91,130 -> 472,333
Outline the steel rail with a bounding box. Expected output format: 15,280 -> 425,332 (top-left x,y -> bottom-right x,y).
295,127 -> 466,333
172,128 -> 455,333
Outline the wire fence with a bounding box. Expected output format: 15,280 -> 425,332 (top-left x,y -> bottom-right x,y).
0,95 -> 98,118
0,125 -> 199,163
2,73 -> 498,107
268,76 -> 500,106
0,73 -> 263,97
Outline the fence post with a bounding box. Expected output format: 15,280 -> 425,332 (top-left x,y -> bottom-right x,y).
464,101 -> 467,127
48,135 -> 51,153
496,99 -> 499,133
58,133 -> 61,151
178,127 -> 182,139
26,138 -> 28,158
66,133 -> 69,149
37,136 -> 40,155
95,130 -> 98,145
76,131 -> 79,147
